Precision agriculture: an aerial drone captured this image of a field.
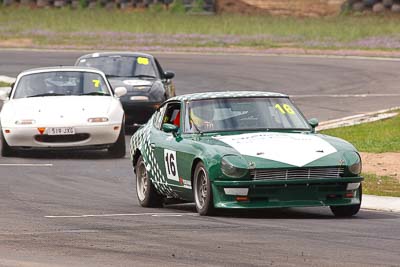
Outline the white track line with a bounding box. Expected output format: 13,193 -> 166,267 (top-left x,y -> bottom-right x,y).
291,93 -> 400,98
0,163 -> 53,167
45,212 -> 198,218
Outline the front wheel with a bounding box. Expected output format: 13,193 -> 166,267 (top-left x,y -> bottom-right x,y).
193,162 -> 214,216
108,124 -> 126,158
135,155 -> 163,207
1,130 -> 14,157
330,185 -> 362,217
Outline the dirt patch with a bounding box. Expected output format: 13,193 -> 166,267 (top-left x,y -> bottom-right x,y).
361,152 -> 400,181
0,38 -> 33,48
215,0 -> 345,16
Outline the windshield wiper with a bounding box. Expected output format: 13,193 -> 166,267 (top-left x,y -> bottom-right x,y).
80,92 -> 110,96
132,75 -> 156,79
27,93 -> 66,98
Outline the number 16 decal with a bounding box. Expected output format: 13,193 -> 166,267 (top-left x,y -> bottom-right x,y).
164,149 -> 179,181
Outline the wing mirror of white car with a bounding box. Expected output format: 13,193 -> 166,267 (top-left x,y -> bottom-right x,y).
0,90 -> 8,101
114,87 -> 127,97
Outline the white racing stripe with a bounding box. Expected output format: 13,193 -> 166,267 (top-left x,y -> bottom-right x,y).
0,163 -> 53,167
45,212 -> 198,218
215,132 -> 337,167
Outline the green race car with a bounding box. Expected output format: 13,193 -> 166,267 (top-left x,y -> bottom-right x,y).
130,91 -> 363,217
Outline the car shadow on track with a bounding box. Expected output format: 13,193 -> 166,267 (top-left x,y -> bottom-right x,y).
164,203 -> 396,220
8,150 -> 127,160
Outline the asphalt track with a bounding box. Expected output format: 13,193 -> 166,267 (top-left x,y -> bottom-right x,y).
0,49 -> 400,266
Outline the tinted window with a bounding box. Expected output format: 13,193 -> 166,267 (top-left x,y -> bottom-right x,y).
77,56 -> 157,78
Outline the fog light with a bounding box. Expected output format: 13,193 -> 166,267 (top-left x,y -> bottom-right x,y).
88,117 -> 108,123
130,96 -> 149,101
224,188 -> 248,196
236,196 -> 249,202
15,119 -> 35,125
345,192 -> 354,198
347,183 -> 360,190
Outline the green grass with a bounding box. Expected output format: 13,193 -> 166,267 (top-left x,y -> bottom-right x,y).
321,112 -> 400,153
363,173 -> 400,197
0,81 -> 10,87
1,7 -> 400,49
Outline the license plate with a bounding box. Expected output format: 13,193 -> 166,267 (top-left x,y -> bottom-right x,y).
47,127 -> 75,135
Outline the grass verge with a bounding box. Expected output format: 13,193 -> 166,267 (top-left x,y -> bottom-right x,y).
322,113 -> 400,197
321,112 -> 400,153
1,8 -> 400,50
0,81 -> 10,87
363,173 -> 400,197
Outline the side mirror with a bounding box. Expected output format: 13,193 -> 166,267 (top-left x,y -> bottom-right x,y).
308,118 -> 319,132
114,86 -> 127,97
164,71 -> 175,80
162,123 -> 179,134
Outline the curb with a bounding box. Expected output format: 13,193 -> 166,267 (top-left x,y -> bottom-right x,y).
362,195 -> 400,213
0,75 -> 16,84
317,107 -> 400,131
0,87 -> 11,94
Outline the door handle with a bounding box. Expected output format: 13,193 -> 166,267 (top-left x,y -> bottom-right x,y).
150,143 -> 156,149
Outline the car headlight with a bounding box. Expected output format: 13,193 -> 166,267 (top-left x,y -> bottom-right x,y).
88,117 -> 109,123
15,119 -> 35,125
221,155 -> 248,178
349,161 -> 362,175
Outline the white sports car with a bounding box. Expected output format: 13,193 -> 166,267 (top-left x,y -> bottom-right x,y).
0,67 -> 127,157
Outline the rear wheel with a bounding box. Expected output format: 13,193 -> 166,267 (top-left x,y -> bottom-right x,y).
108,124 -> 126,158
330,185 -> 362,217
135,155 -> 163,207
1,130 -> 14,157
193,162 -> 215,216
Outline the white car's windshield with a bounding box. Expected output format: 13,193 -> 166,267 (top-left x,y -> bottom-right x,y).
77,56 -> 157,78
185,97 -> 311,133
13,71 -> 110,99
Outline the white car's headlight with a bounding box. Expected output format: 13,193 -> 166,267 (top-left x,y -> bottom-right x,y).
88,117 -> 109,123
15,119 -> 35,125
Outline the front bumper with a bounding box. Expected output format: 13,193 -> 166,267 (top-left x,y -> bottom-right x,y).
121,101 -> 161,126
212,177 -> 363,209
2,124 -> 121,149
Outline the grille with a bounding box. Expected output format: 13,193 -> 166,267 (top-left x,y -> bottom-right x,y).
250,167 -> 344,181
35,134 -> 90,143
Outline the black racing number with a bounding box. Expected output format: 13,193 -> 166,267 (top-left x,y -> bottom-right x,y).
165,152 -> 176,176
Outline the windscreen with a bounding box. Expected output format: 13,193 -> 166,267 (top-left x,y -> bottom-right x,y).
185,97 -> 311,133
13,71 -> 110,99
77,56 -> 157,78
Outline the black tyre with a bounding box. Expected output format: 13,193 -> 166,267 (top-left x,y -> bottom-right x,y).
330,185 -> 362,217
193,162 -> 215,216
108,124 -> 126,158
135,155 -> 163,207
1,131 -> 14,157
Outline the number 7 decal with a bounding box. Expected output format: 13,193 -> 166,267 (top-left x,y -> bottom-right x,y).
164,149 -> 179,181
